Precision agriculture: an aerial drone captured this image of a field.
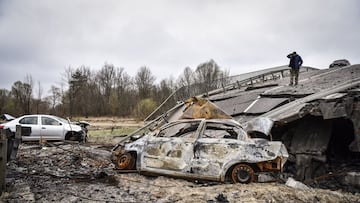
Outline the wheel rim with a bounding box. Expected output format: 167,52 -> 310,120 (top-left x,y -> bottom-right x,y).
117,154 -> 131,169
237,169 -> 250,182
117,153 -> 133,169
231,164 -> 254,184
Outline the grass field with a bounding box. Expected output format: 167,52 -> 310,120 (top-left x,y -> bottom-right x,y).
88,127 -> 137,137
74,117 -> 143,144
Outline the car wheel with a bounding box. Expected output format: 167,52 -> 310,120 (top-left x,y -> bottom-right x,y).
79,135 -> 87,143
116,153 -> 135,170
231,164 -> 255,184
65,132 -> 76,141
66,131 -> 86,142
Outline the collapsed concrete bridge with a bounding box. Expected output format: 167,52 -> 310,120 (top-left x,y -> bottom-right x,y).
140,64 -> 360,190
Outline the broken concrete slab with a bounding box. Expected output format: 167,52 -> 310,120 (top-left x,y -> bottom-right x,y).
286,177 -> 311,190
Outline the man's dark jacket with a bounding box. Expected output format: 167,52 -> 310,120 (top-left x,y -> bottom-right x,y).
287,54 -> 303,69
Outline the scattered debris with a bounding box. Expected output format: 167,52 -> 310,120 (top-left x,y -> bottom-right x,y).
286,177 -> 311,190
215,193 -> 229,203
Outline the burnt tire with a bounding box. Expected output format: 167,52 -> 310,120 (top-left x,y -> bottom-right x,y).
116,153 -> 135,170
231,164 -> 255,184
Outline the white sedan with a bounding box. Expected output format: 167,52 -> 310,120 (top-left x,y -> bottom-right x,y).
0,114 -> 87,142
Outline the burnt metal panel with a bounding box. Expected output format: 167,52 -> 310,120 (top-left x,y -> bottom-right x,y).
245,117 -> 274,136
244,97 -> 289,114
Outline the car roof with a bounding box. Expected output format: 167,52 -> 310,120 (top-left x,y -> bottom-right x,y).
20,114 -> 57,117
18,114 -> 63,120
332,59 -> 350,63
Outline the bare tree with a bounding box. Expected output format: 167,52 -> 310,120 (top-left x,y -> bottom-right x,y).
11,81 -> 32,114
96,63 -> 116,111
24,74 -> 34,113
1,59 -> 232,118
68,66 -> 91,117
114,67 -> 135,116
195,59 -> 225,96
0,89 -> 12,114
47,85 -> 61,113
178,66 -> 194,88
35,81 -> 43,113
218,68 -> 230,91
176,66 -> 195,99
156,77 -> 175,103
135,66 -> 156,99
149,77 -> 177,118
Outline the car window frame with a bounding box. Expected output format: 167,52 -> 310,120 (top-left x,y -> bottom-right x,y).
200,121 -> 247,140
41,116 -> 62,126
156,120 -> 201,139
19,116 -> 39,125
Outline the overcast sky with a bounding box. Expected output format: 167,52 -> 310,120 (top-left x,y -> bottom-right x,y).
0,0 -> 359,93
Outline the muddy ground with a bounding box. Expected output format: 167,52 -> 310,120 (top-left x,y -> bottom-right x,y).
2,142 -> 359,203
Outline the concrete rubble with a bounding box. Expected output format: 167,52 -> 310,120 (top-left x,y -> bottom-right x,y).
285,177 -> 311,190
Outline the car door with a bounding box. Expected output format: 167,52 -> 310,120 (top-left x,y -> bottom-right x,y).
192,121 -> 248,179
141,121 -> 201,176
40,116 -> 64,140
19,115 -> 41,141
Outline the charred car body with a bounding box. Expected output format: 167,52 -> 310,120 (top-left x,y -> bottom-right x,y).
112,116 -> 288,184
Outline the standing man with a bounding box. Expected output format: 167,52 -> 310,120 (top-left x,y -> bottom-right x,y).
287,51 -> 303,86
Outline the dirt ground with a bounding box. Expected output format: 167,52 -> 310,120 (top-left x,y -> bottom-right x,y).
2,141 -> 359,203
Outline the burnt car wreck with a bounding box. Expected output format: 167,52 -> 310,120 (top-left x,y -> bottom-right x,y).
112,64 -> 360,188
112,117 -> 288,184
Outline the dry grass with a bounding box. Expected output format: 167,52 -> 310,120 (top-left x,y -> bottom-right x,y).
88,127 -> 136,137
75,117 -> 143,144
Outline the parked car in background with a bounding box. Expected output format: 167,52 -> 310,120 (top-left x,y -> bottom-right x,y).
329,59 -> 350,68
0,114 -> 87,142
111,119 -> 288,184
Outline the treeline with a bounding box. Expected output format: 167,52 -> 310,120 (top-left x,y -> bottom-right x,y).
0,59 -> 229,120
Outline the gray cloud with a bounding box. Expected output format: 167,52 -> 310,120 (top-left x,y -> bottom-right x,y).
0,0 -> 359,93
